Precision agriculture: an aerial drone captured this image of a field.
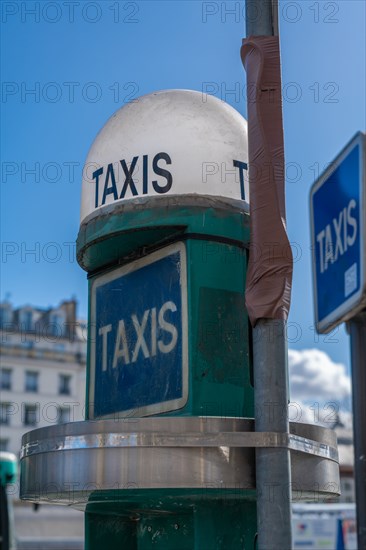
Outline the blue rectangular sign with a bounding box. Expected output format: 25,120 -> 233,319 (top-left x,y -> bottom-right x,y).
89,242 -> 188,418
310,132 -> 366,333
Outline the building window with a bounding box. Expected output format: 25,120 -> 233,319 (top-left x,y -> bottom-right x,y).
0,368 -> 12,390
0,439 -> 9,452
25,371 -> 39,392
49,312 -> 66,337
0,304 -> 12,328
55,344 -> 65,353
20,310 -> 33,331
344,481 -> 351,491
23,404 -> 38,426
0,403 -> 12,425
21,341 -> 34,350
58,407 -> 71,424
59,374 -> 71,395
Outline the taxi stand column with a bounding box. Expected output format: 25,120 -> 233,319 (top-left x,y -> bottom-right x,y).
19,90 -> 341,549
79,198 -> 257,549
76,91 -> 258,549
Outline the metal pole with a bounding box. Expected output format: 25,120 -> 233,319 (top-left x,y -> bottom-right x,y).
246,0 -> 278,36
253,320 -> 292,550
348,311 -> 366,550
245,3 -> 293,549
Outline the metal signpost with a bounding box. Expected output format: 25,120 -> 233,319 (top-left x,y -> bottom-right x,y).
310,132 -> 366,550
242,1 -> 294,548
310,132 -> 366,333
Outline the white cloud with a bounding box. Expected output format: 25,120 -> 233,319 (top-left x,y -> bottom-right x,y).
288,348 -> 352,428
289,348 -> 351,400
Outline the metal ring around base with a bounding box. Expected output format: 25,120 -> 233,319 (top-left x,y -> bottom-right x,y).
21,430 -> 338,462
20,417 -> 340,505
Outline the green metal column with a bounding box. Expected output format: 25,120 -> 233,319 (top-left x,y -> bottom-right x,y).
77,202 -> 257,549
85,498 -> 257,549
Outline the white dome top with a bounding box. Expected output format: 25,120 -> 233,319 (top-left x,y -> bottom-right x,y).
80,89 -> 248,223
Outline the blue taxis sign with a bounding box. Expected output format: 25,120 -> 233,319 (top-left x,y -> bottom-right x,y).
89,242 -> 188,418
310,132 -> 366,333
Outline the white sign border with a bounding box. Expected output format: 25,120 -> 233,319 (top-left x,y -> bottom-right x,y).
310,132 -> 366,334
88,241 -> 189,419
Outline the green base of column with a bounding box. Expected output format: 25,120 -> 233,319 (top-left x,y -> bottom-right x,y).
85,490 -> 257,550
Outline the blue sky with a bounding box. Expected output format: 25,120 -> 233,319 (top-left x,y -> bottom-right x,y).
1,0 -> 365,373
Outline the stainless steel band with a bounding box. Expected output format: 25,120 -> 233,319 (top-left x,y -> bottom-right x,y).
20,417 -> 340,504
21,430 -> 338,463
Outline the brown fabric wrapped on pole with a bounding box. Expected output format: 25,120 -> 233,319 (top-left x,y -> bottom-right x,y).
241,36 -> 293,327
